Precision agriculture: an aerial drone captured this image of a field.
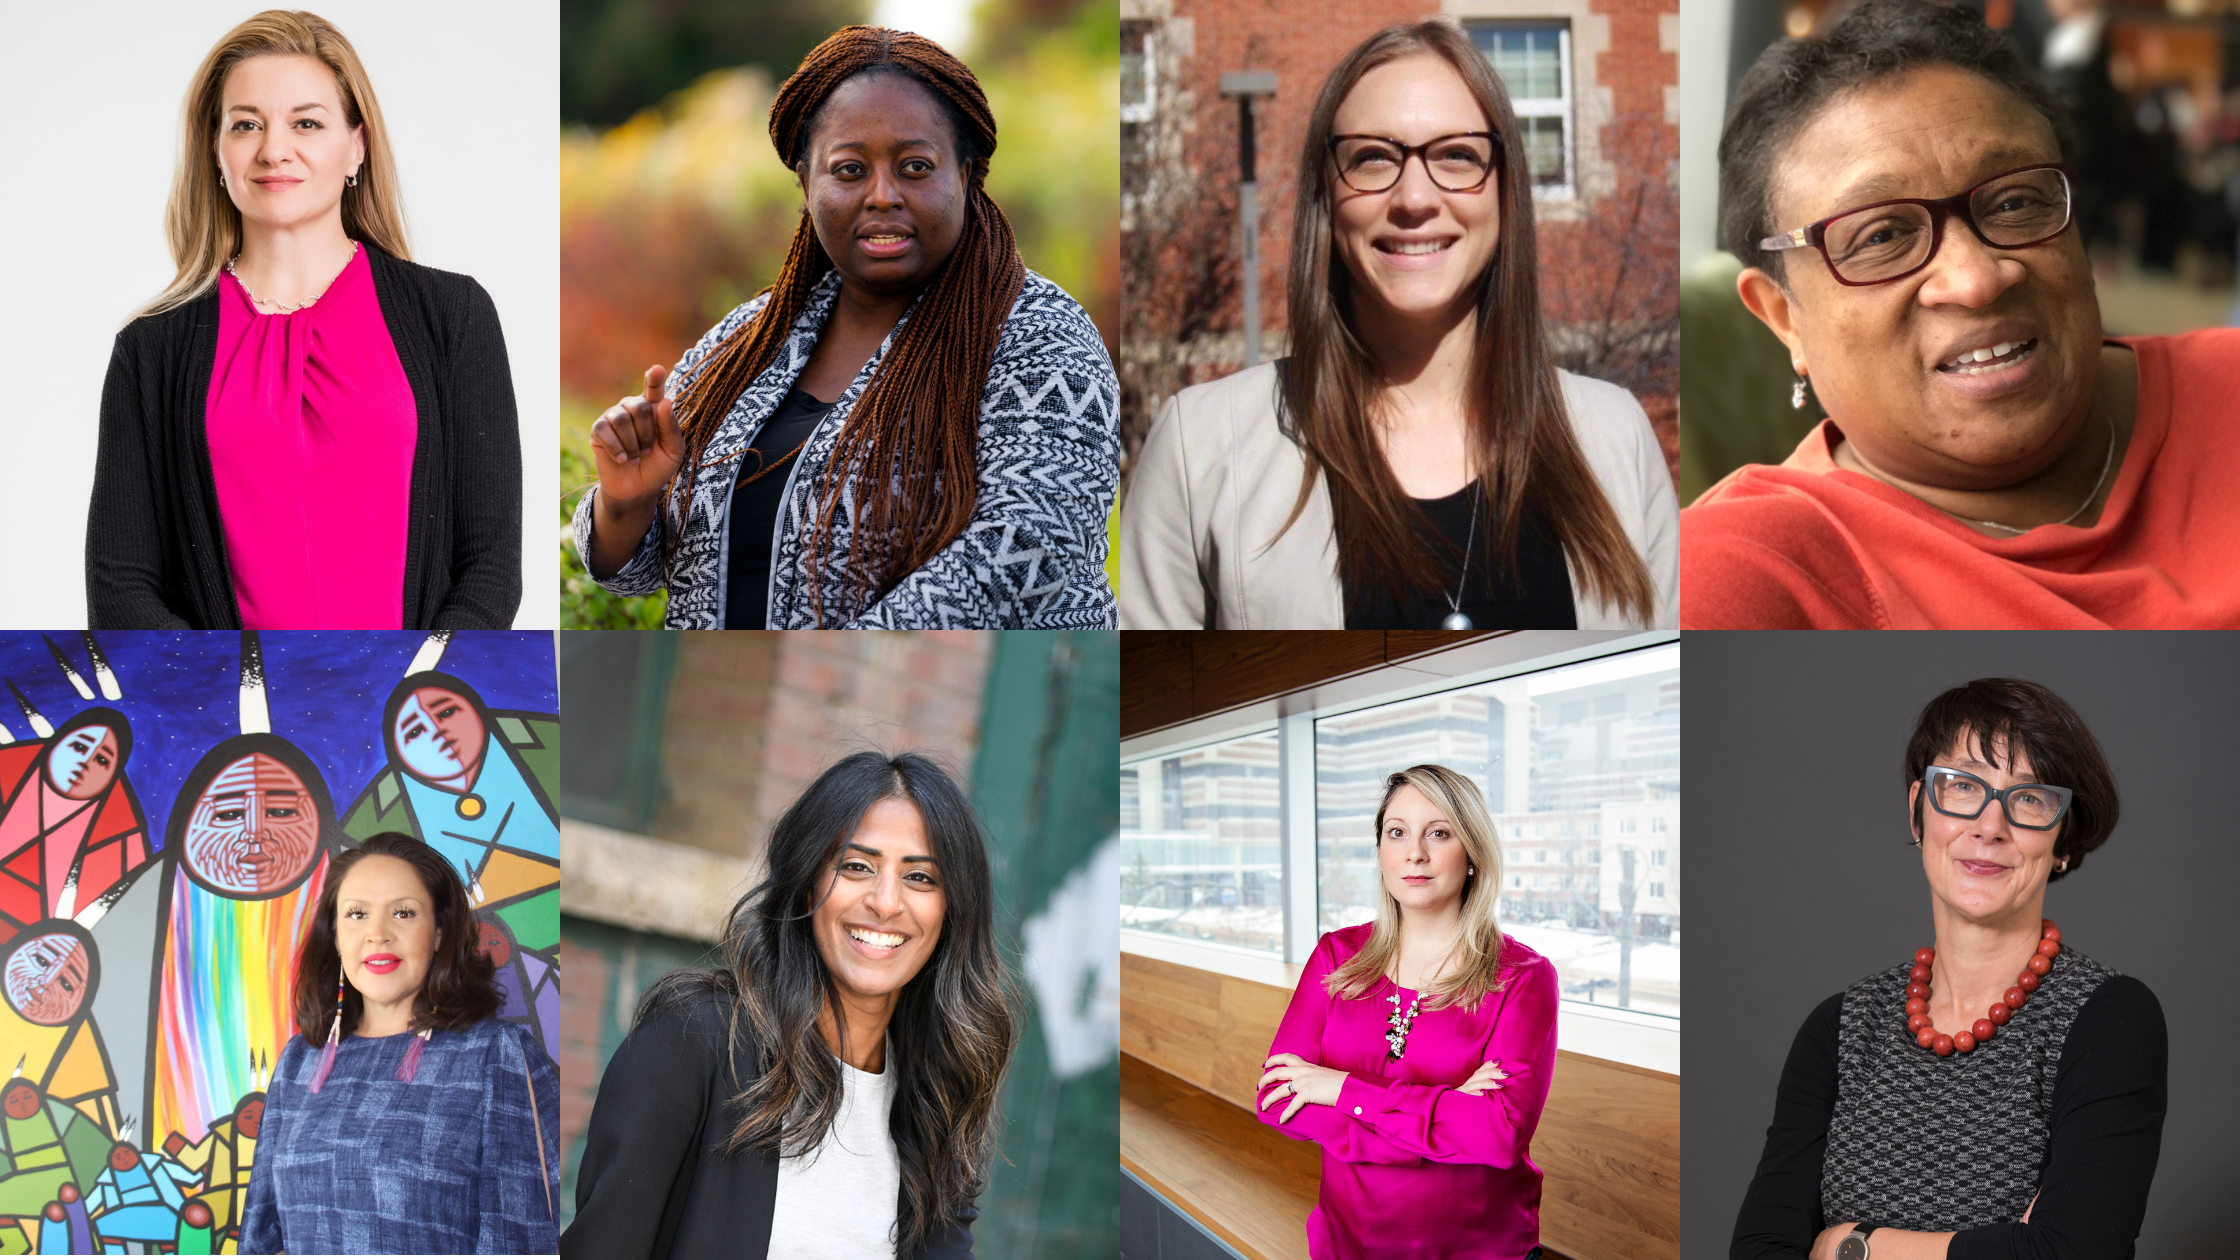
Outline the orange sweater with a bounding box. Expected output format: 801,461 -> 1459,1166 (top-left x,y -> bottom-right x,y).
1682,330 -> 2240,628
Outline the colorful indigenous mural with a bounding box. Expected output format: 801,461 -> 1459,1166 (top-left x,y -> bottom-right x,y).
0,631 -> 556,1255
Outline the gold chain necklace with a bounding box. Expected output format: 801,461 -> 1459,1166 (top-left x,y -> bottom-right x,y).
226,240 -> 360,314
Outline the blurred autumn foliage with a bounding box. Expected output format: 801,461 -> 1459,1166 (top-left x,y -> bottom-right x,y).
560,0 -> 1120,627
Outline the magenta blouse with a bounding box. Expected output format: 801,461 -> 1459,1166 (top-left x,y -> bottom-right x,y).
207,245 -> 416,628
1261,923 -> 1560,1260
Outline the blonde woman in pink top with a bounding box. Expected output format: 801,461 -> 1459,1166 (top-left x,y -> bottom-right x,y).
1258,764 -> 1560,1259
88,10 -> 520,630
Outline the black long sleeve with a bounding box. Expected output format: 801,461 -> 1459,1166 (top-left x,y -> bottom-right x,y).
424,273 -> 523,628
1730,980 -> 2167,1260
1947,976 -> 2166,1260
1732,992 -> 1843,1259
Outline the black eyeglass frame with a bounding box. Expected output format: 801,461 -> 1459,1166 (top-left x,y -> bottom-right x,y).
1921,765 -> 2074,830
1756,163 -> 2076,287
1327,131 -> 1503,194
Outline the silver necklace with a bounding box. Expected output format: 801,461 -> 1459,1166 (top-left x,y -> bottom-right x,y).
226,240 -> 359,314
1950,417 -> 2116,536
1385,989 -> 1425,1060
1441,490 -> 1480,631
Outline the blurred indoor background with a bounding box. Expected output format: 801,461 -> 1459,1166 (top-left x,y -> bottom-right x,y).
556,630 -> 1120,1258
1679,0 -> 2240,503
559,0 -> 1120,627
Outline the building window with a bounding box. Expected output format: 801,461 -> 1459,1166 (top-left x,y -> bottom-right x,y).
1314,643 -> 1679,1019
1120,732 -> 1283,954
1469,21 -> 1574,196
1121,21 -> 1156,125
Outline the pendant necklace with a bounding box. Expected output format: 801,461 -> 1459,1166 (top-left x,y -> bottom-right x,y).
1440,491 -> 1480,631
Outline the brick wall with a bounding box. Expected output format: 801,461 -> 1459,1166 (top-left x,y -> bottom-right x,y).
648,630 -> 994,860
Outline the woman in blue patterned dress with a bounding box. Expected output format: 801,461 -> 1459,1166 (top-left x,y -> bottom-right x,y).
573,26 -> 1118,629
239,832 -> 559,1254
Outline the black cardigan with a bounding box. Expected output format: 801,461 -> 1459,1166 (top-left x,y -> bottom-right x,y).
562,986 -> 976,1260
1731,977 -> 2166,1259
86,246 -> 522,629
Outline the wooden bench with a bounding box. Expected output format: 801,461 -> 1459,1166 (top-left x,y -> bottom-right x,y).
1122,950 -> 1675,1260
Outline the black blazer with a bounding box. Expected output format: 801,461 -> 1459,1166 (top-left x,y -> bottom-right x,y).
562,985 -> 976,1260
87,246 -> 522,629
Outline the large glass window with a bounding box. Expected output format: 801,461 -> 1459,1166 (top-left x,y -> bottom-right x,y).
1315,644 -> 1678,1018
1120,733 -> 1284,953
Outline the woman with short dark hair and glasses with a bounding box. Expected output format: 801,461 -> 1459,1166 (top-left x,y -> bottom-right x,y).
1732,678 -> 2166,1260
1122,20 -> 1676,630
1685,0 -> 2240,629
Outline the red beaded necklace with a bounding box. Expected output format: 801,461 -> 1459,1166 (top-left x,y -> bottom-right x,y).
1904,918 -> 2062,1056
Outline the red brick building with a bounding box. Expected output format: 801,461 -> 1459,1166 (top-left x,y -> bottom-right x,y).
1120,0 -> 1679,474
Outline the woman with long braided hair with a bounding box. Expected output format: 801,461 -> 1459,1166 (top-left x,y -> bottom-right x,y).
574,27 -> 1118,628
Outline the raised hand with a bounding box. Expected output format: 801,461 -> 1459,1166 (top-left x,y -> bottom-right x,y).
589,365 -> 686,510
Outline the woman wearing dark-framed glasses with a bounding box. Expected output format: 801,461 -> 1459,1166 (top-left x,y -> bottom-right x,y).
1684,0 -> 2240,630
1732,677 -> 2166,1260
1121,20 -> 1676,630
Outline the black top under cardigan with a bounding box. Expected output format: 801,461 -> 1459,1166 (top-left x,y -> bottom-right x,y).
1731,974 -> 2165,1260
87,246 -> 522,629
562,984 -> 976,1260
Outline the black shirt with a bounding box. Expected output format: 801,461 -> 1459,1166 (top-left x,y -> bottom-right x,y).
1344,482 -> 1577,629
723,387 -> 834,629
1731,975 -> 2165,1260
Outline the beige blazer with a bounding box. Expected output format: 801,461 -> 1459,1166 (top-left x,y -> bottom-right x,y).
1119,362 -> 1679,629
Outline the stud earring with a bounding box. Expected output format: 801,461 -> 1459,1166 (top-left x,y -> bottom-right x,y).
217,172 -> 226,189
1791,372 -> 1811,410
2056,855 -> 2068,873
347,173 -> 358,187
1468,866 -> 1476,876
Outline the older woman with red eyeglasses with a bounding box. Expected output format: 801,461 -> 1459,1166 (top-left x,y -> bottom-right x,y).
1684,0 -> 2240,629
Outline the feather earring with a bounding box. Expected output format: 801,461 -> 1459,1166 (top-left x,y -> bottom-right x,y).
308,975 -> 344,1093
396,1027 -> 432,1082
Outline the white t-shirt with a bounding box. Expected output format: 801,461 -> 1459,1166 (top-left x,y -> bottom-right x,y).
765,1050 -> 901,1260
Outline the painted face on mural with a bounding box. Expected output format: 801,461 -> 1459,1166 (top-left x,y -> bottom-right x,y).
183,754 -> 322,895
391,687 -> 487,791
4,932 -> 91,1026
2,1079 -> 39,1120
45,726 -> 121,801
234,1097 -> 264,1140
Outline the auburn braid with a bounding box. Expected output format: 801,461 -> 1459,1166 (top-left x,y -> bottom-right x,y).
665,27 -> 1026,624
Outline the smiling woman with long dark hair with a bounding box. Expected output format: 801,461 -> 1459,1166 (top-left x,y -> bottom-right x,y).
572,27 -> 1118,629
563,752 -> 1017,1260
1121,21 -> 1676,630
240,833 -> 560,1255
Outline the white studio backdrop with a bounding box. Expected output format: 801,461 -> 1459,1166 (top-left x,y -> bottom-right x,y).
0,0 -> 558,628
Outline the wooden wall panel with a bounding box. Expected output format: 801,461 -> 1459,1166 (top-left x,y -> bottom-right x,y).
1119,630 -> 1507,738
1118,631 -> 1193,735
1121,951 -> 1679,1260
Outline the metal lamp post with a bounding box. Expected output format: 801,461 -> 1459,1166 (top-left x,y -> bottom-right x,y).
1218,70 -> 1276,367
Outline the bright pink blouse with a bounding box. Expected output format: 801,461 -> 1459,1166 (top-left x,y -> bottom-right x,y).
207,245 -> 415,629
1261,923 -> 1560,1260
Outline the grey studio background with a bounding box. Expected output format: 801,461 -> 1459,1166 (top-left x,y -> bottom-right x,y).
1683,632 -> 2237,1259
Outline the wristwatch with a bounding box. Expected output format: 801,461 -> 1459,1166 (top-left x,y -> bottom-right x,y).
1836,1225 -> 1882,1260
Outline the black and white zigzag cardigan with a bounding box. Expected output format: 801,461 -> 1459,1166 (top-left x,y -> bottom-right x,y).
573,268 -> 1118,628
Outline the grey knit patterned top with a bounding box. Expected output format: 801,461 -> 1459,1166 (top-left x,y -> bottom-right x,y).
1821,948 -> 2115,1231
575,268 -> 1118,629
